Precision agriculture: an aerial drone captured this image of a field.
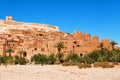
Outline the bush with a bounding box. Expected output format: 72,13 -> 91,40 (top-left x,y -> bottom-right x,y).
31,54 -> 48,64
47,54 -> 56,64
65,52 -> 79,63
6,56 -> 14,64
2,56 -> 14,65
93,62 -> 101,67
101,62 -> 114,68
62,62 -> 71,66
57,53 -> 64,63
93,62 -> 114,68
0,56 -> 4,65
18,57 -> 27,65
83,49 -> 120,64
83,54 -> 94,64
14,55 -> 28,65
110,50 -> 120,62
77,63 -> 92,69
113,62 -> 119,65
62,62 -> 78,66
14,55 -> 19,64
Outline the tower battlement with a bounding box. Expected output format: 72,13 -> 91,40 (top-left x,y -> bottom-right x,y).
6,16 -> 13,21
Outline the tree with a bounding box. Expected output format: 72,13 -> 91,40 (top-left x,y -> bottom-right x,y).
6,48 -> 14,56
110,41 -> 117,50
54,42 -> 65,61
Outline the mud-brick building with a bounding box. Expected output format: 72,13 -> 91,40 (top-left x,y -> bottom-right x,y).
0,16 -> 115,59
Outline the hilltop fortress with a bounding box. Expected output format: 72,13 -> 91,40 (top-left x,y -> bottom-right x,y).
0,16 -> 59,33
0,16 -> 113,59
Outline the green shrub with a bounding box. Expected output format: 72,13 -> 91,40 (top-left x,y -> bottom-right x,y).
14,55 -> 19,64
56,53 -> 64,63
14,55 -> 28,65
48,53 -> 56,64
83,49 -> 120,64
83,54 -> 94,64
18,57 -> 27,65
6,56 -> 14,64
0,56 -> 4,65
2,56 -> 14,64
31,54 -> 48,64
65,52 -> 79,63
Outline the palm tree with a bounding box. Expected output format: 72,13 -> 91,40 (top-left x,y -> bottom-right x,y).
6,48 -> 14,56
18,50 -> 26,58
98,42 -> 104,51
54,42 -> 65,61
110,41 -> 117,50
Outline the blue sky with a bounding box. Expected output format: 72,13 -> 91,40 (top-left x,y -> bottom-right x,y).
0,0 -> 120,45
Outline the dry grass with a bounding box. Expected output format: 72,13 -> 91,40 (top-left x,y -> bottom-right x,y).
94,62 -> 114,68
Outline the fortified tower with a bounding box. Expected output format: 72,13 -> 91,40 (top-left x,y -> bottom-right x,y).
6,16 -> 13,21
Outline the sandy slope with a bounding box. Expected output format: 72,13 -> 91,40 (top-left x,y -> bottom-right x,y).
0,65 -> 120,80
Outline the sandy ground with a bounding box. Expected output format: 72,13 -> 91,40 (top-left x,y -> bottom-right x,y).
0,65 -> 120,80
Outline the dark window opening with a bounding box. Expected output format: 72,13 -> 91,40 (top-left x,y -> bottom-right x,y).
74,41 -> 77,44
80,53 -> 83,57
34,48 -> 37,51
23,52 -> 27,57
39,34 -> 43,36
77,45 -> 80,47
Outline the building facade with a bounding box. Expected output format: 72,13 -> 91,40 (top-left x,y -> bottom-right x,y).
0,16 -> 114,59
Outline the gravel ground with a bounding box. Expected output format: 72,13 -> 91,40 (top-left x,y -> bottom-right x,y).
0,65 -> 120,80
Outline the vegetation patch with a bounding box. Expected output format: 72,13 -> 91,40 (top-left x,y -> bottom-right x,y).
77,63 -> 92,69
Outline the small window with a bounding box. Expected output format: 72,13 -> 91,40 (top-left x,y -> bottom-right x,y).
74,41 -> 77,44
77,45 -> 80,47
23,52 -> 27,57
39,34 -> 43,36
34,48 -> 37,51
80,53 -> 83,57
